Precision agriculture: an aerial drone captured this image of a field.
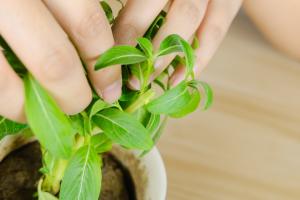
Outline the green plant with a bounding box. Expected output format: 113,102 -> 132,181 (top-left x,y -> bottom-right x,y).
0,2 -> 212,200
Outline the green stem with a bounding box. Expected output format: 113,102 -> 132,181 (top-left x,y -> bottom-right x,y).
125,89 -> 155,113
42,158 -> 68,194
141,59 -> 153,92
42,135 -> 88,194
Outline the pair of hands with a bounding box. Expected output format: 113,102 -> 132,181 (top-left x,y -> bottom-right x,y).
0,0 -> 242,123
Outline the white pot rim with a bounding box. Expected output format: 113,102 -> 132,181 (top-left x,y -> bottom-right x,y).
0,136 -> 167,200
137,147 -> 167,200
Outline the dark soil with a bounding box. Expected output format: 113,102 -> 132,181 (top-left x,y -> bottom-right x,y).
0,142 -> 42,200
0,142 -> 136,200
101,154 -> 136,200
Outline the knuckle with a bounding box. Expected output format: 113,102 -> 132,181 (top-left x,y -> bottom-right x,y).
113,24 -> 139,45
208,23 -> 225,41
38,44 -> 75,81
177,0 -> 205,25
76,7 -> 107,39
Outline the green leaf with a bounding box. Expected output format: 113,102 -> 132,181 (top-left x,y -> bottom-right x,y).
157,34 -> 195,77
60,145 -> 102,200
93,108 -> 153,150
0,35 -> 27,75
88,99 -> 110,118
137,37 -> 153,58
153,71 -> 168,91
130,62 -> 146,86
144,11 -> 166,39
100,1 -> 114,24
41,151 -> 56,175
38,180 -> 58,200
146,81 -> 191,115
91,133 -> 113,154
170,55 -> 185,69
133,107 -> 150,125
125,89 -> 155,113
133,107 -> 160,135
153,79 -> 166,91
95,46 -> 147,70
119,89 -> 138,102
24,74 -> 74,158
141,116 -> 167,156
146,113 -> 160,136
152,116 -> 168,144
39,191 -> 58,200
170,89 -> 201,118
70,114 -> 85,136
0,116 -> 28,140
189,80 -> 213,110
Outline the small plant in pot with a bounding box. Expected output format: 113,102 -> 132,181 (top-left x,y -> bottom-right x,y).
0,3 -> 212,200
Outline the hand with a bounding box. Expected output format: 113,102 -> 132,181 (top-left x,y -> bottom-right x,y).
113,0 -> 242,88
0,0 -> 122,123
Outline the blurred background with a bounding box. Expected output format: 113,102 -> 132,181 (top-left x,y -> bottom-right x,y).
107,0 -> 300,199
158,4 -> 300,200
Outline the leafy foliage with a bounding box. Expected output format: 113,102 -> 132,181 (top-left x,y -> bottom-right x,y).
93,108 -> 153,150
91,133 -> 113,154
60,145 -> 102,200
38,180 -> 58,200
146,81 -> 191,115
100,1 -> 114,24
170,89 -> 201,118
0,35 -> 27,75
0,3 -> 213,200
144,11 -> 166,40
95,46 -> 147,70
157,34 -> 195,78
189,80 -> 213,110
0,117 -> 27,140
137,37 -> 153,58
24,74 -> 74,158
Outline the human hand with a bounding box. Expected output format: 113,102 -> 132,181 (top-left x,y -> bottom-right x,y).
0,0 -> 122,123
113,0 -> 242,89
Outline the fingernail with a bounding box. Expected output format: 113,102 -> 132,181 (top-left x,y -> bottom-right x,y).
154,57 -> 165,69
127,76 -> 140,90
98,79 -> 122,103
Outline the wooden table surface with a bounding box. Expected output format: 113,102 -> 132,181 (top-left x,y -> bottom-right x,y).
158,13 -> 300,200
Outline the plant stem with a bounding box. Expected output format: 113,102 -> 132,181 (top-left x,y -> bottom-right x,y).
42,158 -> 68,194
42,135 -> 88,194
125,89 -> 155,113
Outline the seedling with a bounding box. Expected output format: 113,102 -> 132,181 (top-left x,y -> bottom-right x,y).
0,3 -> 213,200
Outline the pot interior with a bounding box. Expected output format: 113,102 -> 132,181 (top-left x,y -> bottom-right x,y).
0,142 -> 147,200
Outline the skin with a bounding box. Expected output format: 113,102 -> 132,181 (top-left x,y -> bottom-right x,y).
0,0 -> 121,122
244,0 -> 300,60
0,0 -> 242,123
113,0 -> 243,88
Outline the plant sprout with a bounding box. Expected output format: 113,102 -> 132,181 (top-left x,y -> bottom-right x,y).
0,2 -> 213,200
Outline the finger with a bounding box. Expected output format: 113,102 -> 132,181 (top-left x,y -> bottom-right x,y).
170,0 -> 243,86
43,0 -> 121,103
129,0 -> 209,89
0,52 -> 25,122
112,0 -> 169,46
0,0 -> 92,114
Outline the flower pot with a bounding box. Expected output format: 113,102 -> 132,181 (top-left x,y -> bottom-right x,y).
0,135 -> 167,200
